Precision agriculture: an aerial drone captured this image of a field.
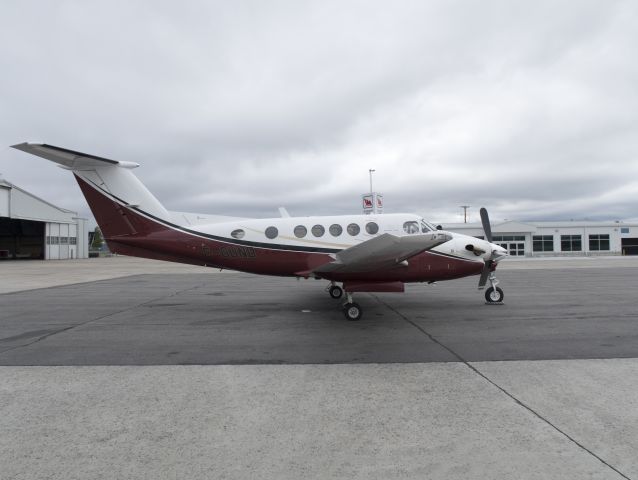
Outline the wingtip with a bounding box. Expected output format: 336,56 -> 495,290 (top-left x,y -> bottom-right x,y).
10,142 -> 39,151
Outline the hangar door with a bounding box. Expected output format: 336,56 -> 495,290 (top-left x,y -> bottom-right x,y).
0,218 -> 45,259
621,238 -> 638,255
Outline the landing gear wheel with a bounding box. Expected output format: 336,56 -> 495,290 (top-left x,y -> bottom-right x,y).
343,302 -> 363,321
485,286 -> 504,303
329,285 -> 343,299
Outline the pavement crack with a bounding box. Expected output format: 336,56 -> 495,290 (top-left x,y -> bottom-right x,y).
372,294 -> 633,480
0,282 -> 207,357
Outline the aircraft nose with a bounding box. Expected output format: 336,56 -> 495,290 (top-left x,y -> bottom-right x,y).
491,244 -> 508,260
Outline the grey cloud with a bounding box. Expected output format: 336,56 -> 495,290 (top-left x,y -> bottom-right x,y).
1,0 -> 637,225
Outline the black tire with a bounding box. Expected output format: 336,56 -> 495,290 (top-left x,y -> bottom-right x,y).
485,286 -> 504,303
329,285 -> 343,299
343,302 -> 363,321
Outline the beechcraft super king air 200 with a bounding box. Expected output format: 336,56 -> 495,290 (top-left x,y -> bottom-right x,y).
12,143 -> 508,320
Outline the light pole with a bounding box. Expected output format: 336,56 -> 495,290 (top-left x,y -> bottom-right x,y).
369,169 -> 375,193
460,205 -> 470,223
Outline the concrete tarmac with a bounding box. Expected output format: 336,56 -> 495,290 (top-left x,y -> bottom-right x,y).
1,256 -> 638,479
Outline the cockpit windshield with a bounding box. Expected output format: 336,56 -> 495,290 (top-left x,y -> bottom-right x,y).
420,219 -> 436,232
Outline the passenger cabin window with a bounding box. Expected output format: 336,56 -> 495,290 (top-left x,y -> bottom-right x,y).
403,221 -> 419,234
347,223 -> 360,236
366,222 -> 379,234
294,225 -> 307,238
312,225 -> 325,237
231,229 -> 245,239
329,224 -> 342,236
265,226 -> 279,239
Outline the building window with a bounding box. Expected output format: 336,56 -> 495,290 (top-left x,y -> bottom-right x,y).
69,237 -> 77,245
231,229 -> 245,239
293,225 -> 307,238
311,225 -> 325,237
60,237 -> 69,245
589,234 -> 610,251
533,235 -> 553,252
265,226 -> 278,239
403,221 -> 419,234
366,222 -> 379,235
561,235 -> 582,251
621,227 -> 630,234
329,224 -> 342,237
493,235 -> 525,242
347,223 -> 360,236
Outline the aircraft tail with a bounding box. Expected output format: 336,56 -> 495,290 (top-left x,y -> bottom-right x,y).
11,143 -> 171,239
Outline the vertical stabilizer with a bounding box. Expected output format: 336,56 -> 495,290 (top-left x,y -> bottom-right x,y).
11,143 -> 170,223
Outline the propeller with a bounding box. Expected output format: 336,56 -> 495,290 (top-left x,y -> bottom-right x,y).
478,207 -> 494,289
480,207 -> 492,243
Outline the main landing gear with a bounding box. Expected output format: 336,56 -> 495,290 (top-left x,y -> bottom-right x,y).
326,283 -> 362,320
484,272 -> 505,303
327,282 -> 343,299
342,292 -> 363,321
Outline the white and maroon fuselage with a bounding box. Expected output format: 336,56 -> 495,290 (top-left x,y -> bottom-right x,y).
76,174 -> 504,290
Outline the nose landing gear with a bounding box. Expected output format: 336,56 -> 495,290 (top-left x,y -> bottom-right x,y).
484,272 -> 504,303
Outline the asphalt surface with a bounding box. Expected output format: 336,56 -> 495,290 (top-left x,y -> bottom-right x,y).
1,266 -> 637,365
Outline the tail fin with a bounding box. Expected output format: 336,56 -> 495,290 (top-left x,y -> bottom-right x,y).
11,143 -> 170,239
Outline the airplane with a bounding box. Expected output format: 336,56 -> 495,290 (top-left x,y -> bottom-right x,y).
12,143 -> 508,321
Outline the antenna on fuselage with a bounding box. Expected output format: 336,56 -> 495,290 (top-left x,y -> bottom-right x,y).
278,207 -> 291,218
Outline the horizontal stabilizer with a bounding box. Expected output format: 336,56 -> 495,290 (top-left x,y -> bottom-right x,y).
11,143 -> 139,169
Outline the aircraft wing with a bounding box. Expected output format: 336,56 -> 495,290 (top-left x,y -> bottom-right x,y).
313,232 -> 452,274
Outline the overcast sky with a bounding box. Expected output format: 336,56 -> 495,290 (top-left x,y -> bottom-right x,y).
1,0 -> 637,225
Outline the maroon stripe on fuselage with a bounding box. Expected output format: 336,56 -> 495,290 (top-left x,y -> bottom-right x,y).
75,175 -> 484,282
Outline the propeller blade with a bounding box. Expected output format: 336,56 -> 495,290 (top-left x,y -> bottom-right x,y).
480,207 -> 493,243
478,264 -> 490,289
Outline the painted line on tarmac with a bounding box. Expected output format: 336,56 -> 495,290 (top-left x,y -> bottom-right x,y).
371,294 -> 633,480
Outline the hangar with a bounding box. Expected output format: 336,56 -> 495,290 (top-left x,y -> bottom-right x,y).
444,220 -> 638,257
0,177 -> 88,260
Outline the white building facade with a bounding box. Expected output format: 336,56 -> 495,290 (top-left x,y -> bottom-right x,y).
0,178 -> 88,260
442,220 -> 638,257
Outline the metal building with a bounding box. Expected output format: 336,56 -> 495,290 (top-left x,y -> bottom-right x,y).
443,220 -> 638,257
0,177 -> 88,260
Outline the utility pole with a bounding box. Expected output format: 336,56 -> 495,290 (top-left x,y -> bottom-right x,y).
460,205 -> 470,223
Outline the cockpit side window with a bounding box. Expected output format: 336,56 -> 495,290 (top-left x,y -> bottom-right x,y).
403,221 -> 419,234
